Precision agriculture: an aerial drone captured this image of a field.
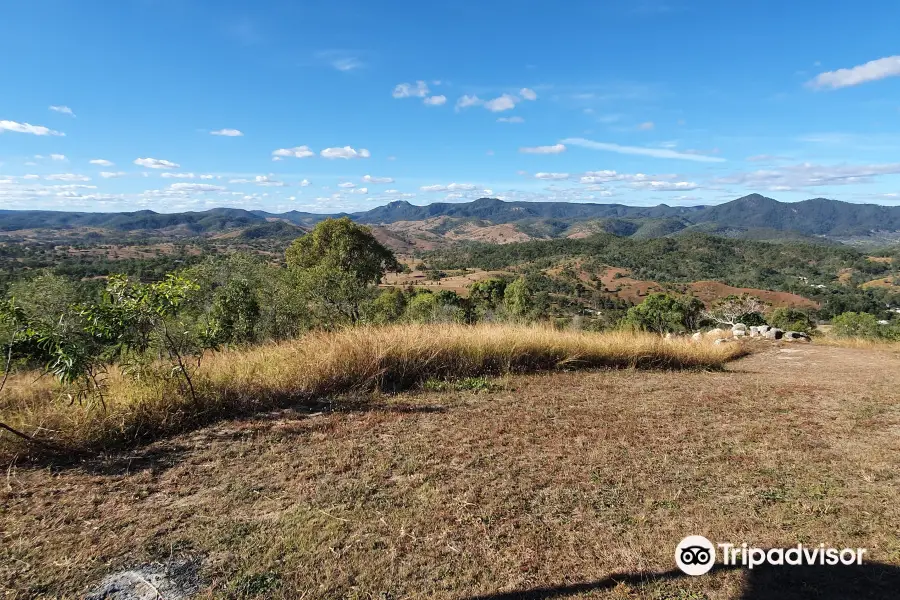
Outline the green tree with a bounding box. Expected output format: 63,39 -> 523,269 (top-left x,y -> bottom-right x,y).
207,279 -> 260,345
623,293 -> 701,334
286,218 -> 399,325
831,312 -> 881,338
503,277 -> 532,319
768,307 -> 815,333
286,217 -> 399,284
367,288 -> 407,324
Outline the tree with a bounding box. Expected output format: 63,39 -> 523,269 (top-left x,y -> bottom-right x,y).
702,294 -> 767,326
286,217 -> 399,285
286,218 -> 399,325
367,288 -> 407,324
831,312 -> 881,339
623,293 -> 701,334
503,277 -> 532,319
768,307 -> 815,333
207,279 -> 260,345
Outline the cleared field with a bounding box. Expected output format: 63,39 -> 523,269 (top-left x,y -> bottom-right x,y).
2,343 -> 899,598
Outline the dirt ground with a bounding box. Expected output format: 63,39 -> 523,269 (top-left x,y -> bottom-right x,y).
2,342 -> 899,599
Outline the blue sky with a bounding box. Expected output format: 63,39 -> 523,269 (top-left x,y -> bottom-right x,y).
2,0 -> 900,214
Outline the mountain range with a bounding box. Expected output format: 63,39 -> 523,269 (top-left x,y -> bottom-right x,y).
3,194 -> 900,247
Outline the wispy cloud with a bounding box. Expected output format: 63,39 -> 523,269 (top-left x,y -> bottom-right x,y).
49,105 -> 75,117
90,159 -> 114,167
211,128 -> 244,137
0,120 -> 64,136
715,162 -> 900,190
134,157 -> 180,169
561,138 -> 725,162
423,95 -> 447,106
393,81 -> 430,99
520,143 -> 567,154
497,116 -> 524,124
808,55 -> 900,89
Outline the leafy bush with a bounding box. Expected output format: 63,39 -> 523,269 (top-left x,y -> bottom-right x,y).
623,293 -> 703,334
768,307 -> 816,333
831,312 -> 882,339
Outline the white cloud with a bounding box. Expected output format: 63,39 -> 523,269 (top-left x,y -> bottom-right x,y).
45,173 -> 91,182
561,138 -> 726,162
520,143 -> 567,154
22,174 -> 40,180
715,162 -> 900,190
338,182 -> 356,188
579,171 -> 676,184
637,121 -> 655,131
49,105 -> 75,117
349,187 -> 368,195
134,157 -> 180,169
420,183 -> 477,192
534,172 -> 570,180
321,146 -> 370,159
455,95 -> 483,110
272,146 -> 315,159
631,180 -> 699,191
423,95 -> 447,106
199,174 -> 215,180
90,159 -> 114,167
211,128 -> 244,136
50,154 -> 67,161
100,171 -> 127,178
299,179 -> 311,187
362,174 -> 393,184
809,55 -> 900,89
393,81 -> 430,98
169,183 -> 226,192
484,93 -> 519,112
519,88 -> 537,101
161,172 -> 197,179
229,175 -> 286,187
0,120 -> 64,136
332,57 -> 363,71
497,116 -> 524,124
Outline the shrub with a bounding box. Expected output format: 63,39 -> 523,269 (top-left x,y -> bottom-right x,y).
768,307 -> 815,333
831,312 -> 881,339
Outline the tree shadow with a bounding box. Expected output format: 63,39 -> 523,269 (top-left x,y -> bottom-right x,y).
9,395 -> 449,475
462,560 -> 900,599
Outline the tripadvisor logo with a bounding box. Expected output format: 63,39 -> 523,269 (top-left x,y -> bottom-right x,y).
675,535 -> 868,576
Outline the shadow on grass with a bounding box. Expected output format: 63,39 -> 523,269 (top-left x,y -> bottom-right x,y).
463,561 -> 900,599
13,395 -> 451,474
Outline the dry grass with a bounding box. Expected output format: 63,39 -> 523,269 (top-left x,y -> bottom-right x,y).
0,324 -> 743,458
816,335 -> 900,353
2,343 -> 898,599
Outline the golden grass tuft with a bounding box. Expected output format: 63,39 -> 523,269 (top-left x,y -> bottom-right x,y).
0,324 -> 745,458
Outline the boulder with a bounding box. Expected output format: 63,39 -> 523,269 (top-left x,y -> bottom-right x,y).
749,326 -> 760,338
733,323 -> 748,331
784,331 -> 811,342
733,329 -> 746,337
764,328 -> 784,340
691,332 -> 703,342
705,327 -> 729,339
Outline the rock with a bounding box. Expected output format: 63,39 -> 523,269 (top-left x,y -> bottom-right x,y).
86,560 -> 201,600
705,327 -> 729,339
733,323 -> 748,331
757,325 -> 771,334
764,328 -> 784,340
784,331 -> 811,342
749,326 -> 760,338
691,332 -> 703,342
733,329 -> 746,337
714,338 -> 730,345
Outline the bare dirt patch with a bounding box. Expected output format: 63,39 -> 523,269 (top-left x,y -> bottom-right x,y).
2,344 -> 899,599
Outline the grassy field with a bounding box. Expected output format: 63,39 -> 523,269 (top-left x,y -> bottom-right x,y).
2,340 -> 899,598
0,325 -> 741,458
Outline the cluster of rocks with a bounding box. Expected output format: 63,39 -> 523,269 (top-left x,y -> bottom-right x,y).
689,323 -> 811,344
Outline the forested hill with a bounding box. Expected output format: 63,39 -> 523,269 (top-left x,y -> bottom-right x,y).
2,194 -> 900,242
